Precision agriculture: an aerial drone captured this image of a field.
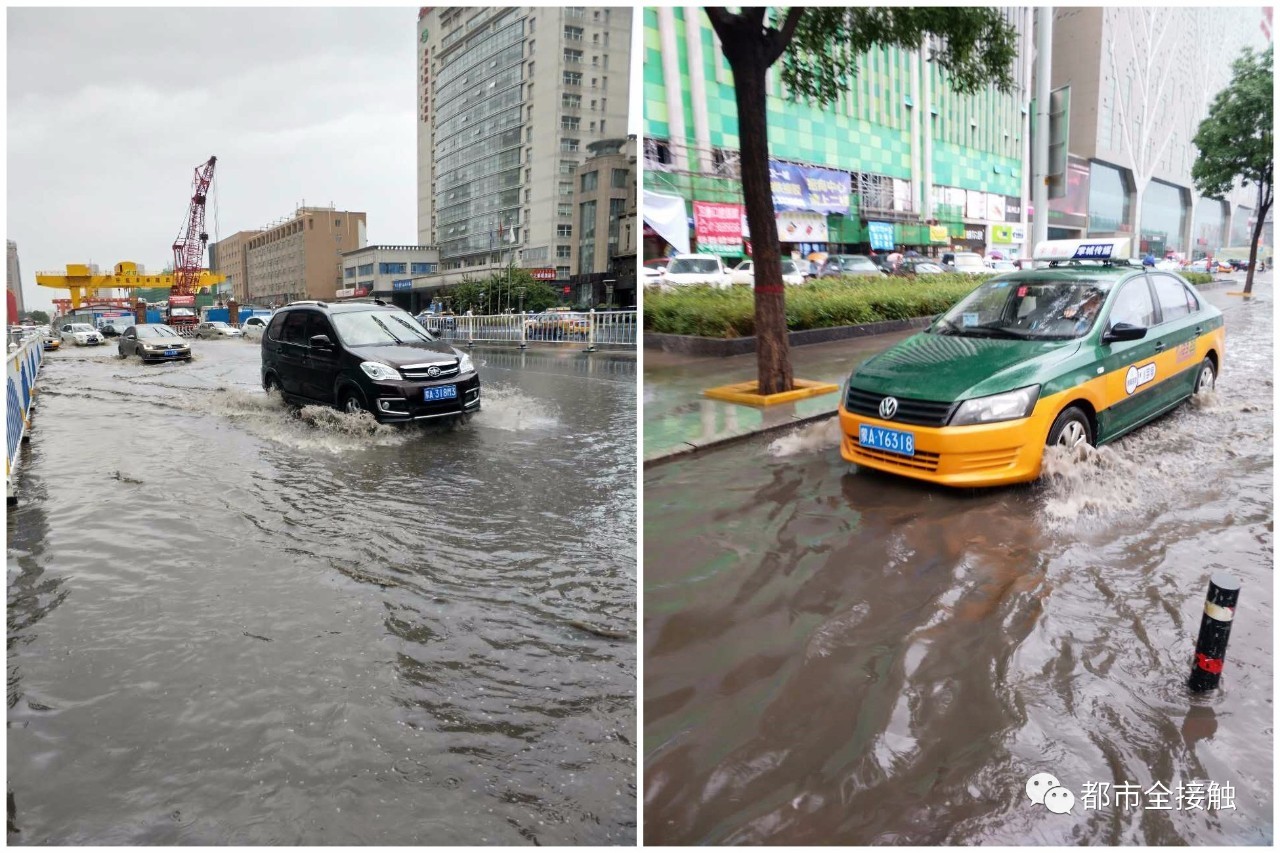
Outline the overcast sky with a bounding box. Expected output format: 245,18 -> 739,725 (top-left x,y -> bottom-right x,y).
8,6 -> 642,315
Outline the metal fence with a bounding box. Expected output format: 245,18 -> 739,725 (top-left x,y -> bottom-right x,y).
423,310 -> 637,350
7,337 -> 44,503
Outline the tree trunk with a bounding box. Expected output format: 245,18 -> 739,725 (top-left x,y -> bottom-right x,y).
707,8 -> 794,395
1244,180 -> 1271,296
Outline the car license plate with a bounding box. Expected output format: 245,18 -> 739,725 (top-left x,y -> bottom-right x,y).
164,349 -> 177,356
859,424 -> 915,457
424,385 -> 457,401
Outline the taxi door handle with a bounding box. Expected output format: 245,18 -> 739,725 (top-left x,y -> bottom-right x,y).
1153,341 -> 1165,353
1195,326 -> 1204,335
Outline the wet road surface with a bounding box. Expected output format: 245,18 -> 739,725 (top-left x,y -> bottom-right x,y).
644,282 -> 1272,845
8,341 -> 636,845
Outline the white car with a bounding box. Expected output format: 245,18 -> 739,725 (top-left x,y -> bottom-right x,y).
729,258 -> 807,286
658,254 -> 731,289
59,323 -> 104,346
239,316 -> 271,340
950,252 -> 990,275
1155,258 -> 1182,272
195,321 -> 243,339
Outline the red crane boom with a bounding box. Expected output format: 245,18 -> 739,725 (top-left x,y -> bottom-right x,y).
168,155 -> 217,326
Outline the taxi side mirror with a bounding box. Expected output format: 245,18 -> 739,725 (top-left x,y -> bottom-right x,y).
1103,322 -> 1147,343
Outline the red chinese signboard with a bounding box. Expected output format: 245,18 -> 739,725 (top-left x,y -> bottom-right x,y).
531,268 -> 557,281
168,295 -> 196,306
693,201 -> 745,255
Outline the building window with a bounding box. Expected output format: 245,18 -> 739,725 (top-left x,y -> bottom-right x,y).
563,93 -> 581,109
564,48 -> 582,64
345,267 -> 356,280
379,262 -> 407,275
563,70 -> 581,87
556,245 -> 572,259
564,25 -> 583,41
556,265 -> 570,279
561,115 -> 580,131
559,181 -> 574,197
410,262 -> 433,275
557,224 -> 573,237
566,7 -> 584,18
560,159 -> 578,176
358,263 -> 374,276
612,168 -> 629,188
580,170 -> 598,192
560,138 -> 579,153
558,203 -> 573,218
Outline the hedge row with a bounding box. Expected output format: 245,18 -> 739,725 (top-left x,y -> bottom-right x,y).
643,270 -> 1222,338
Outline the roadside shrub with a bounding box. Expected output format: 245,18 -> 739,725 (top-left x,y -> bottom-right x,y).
1182,272 -> 1214,286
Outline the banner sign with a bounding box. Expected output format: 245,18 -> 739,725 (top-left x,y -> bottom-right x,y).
776,210 -> 829,243
642,190 -> 692,255
1004,196 -> 1023,222
769,159 -> 851,214
169,295 -> 196,306
966,190 -> 987,221
392,279 -> 413,291
693,201 -> 745,252
991,225 -> 1014,244
867,221 -> 895,251
986,194 -> 1006,222
929,225 -> 950,243
531,268 -> 557,281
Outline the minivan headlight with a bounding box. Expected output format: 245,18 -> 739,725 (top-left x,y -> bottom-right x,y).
360,361 -> 401,381
457,353 -> 475,374
949,385 -> 1040,426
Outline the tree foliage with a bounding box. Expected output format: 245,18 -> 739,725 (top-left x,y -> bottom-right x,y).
27,310 -> 50,325
1191,47 -> 1273,198
781,7 -> 1020,104
445,267 -> 562,314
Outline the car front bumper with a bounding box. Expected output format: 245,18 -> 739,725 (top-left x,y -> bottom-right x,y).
366,372 -> 482,423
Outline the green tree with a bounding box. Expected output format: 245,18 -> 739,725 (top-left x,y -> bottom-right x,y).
704,7 -> 1020,394
443,267 -> 562,314
27,309 -> 50,325
1191,46 -> 1273,295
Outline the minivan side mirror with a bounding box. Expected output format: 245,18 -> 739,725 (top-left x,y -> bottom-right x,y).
309,334 -> 333,349
1102,322 -> 1147,344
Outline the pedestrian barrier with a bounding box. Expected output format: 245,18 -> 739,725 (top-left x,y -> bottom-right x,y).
423,310 -> 637,350
7,337 -> 44,503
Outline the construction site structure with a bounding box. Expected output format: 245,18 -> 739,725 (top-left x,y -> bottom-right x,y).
168,156 -> 218,327
37,261 -> 225,317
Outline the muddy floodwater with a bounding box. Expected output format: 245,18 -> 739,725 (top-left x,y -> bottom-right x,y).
644,284 -> 1272,845
8,341 -> 636,845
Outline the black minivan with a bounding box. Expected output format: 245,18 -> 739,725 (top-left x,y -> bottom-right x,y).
261,301 -> 480,424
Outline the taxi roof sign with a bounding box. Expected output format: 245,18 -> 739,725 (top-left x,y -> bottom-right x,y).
1032,238 -> 1132,262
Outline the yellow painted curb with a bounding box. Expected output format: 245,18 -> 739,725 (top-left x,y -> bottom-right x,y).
704,378 -> 841,407
1225,291 -> 1254,297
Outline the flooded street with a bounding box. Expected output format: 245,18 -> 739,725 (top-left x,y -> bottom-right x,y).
644,283 -> 1272,845
8,341 -> 636,845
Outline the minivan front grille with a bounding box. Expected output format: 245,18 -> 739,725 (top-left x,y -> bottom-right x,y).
401,360 -> 460,380
846,387 -> 956,427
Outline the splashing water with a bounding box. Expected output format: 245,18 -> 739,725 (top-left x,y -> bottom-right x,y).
767,418 -> 842,458
471,385 -> 559,432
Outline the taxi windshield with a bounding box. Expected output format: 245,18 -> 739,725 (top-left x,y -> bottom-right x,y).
932,278 -> 1109,341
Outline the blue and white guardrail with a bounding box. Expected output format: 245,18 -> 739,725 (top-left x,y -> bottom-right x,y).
7,336 -> 43,503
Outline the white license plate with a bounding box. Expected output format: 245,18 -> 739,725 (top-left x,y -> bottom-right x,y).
424,385 -> 457,401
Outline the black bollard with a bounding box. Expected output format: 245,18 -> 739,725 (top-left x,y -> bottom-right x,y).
1188,573 -> 1241,692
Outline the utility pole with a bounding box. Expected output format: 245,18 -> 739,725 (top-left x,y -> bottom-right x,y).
1032,6 -> 1053,256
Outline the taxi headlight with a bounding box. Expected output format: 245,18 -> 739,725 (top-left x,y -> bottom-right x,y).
950,385 -> 1040,426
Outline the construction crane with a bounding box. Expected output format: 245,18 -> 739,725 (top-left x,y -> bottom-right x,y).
166,155 -> 217,327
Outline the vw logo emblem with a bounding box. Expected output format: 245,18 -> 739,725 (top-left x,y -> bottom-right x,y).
427,366 -> 441,378
879,396 -> 899,420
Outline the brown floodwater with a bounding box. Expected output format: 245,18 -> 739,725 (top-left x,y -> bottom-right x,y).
644,284 -> 1272,845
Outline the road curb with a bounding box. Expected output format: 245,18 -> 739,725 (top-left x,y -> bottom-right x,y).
643,408 -> 839,469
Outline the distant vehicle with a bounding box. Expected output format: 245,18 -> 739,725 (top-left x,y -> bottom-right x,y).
657,254 -> 731,289
195,321 -> 243,339
987,260 -> 1018,273
42,333 -> 60,351
60,323 -> 104,346
819,254 -> 886,279
261,301 -> 479,424
948,252 -> 990,275
1184,259 -> 1211,274
417,312 -> 458,333
642,257 -> 673,282
729,258 -> 806,286
525,310 -> 589,339
1155,258 -> 1182,272
240,315 -> 271,340
895,259 -> 949,276
99,324 -> 121,338
117,324 -> 192,363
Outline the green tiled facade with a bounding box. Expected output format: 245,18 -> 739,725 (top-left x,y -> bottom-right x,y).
645,8 -> 1026,245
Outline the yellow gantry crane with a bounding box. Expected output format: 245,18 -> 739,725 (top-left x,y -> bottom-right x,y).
36,261 -> 226,311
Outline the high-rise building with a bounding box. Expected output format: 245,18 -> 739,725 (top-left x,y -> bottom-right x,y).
417,7 -> 633,278
643,8 -> 1035,261
1049,7 -> 1271,258
244,207 -> 367,305
570,136 -> 637,306
7,240 -> 25,317
209,229 -> 263,305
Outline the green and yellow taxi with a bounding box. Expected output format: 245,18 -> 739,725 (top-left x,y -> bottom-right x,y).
838,239 -> 1224,487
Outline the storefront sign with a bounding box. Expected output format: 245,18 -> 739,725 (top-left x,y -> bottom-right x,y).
991,225 -> 1015,244
867,221 -> 895,251
776,210 -> 829,243
693,201 -> 746,255
966,190 -> 987,221
169,294 -> 196,306
769,160 -> 851,215
392,279 -> 413,291
986,194 -> 1006,222
1004,196 -> 1023,222
929,225 -> 950,243
963,225 -> 986,242
531,268 -> 557,281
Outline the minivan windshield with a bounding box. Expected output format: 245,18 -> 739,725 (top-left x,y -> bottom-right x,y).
932,278 -> 1110,341
667,257 -> 720,275
332,310 -> 439,346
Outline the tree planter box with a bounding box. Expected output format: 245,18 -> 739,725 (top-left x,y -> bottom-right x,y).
644,315 -> 935,358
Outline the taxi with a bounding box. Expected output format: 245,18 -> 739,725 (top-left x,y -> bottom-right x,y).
837,239 -> 1224,487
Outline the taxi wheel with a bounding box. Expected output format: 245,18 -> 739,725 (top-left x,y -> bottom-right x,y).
1047,406 -> 1093,450
1194,358 -> 1216,395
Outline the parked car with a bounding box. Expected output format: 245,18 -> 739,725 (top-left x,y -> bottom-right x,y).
59,323 -> 104,346
99,324 -> 121,338
261,300 -> 480,424
818,254 -> 886,279
117,324 -> 193,363
891,258 -> 949,276
643,257 -> 673,283
42,333 -> 60,351
525,310 -> 590,339
240,315 -> 272,340
1184,259 -> 1211,274
948,252 -> 990,275
195,321 -> 243,339
728,258 -> 807,286
838,239 -> 1223,487
657,254 -> 731,289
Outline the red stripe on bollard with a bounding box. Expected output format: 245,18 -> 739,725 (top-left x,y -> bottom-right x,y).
1188,573 -> 1240,692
